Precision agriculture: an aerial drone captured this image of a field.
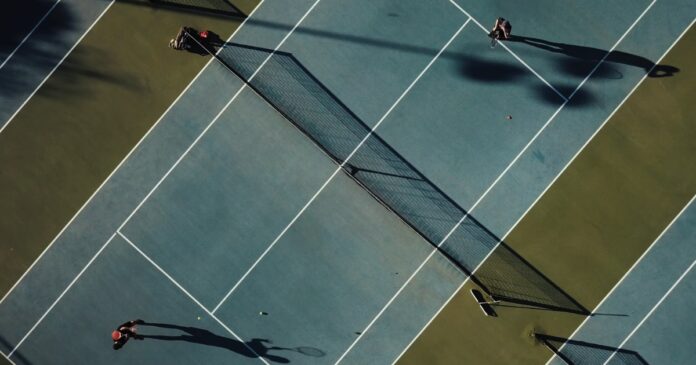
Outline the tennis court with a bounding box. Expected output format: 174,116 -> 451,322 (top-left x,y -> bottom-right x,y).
1,0 -> 694,364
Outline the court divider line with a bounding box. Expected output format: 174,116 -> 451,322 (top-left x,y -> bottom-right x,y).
8,233 -> 117,357
0,0 -> 61,70
603,258 -> 696,364
3,0 -> 319,356
340,3 -> 662,363
392,13 -> 692,365
210,17 -> 472,315
448,0 -> 658,102
0,0 -> 267,307
0,350 -> 17,365
118,231 -> 271,365
547,193 -> 696,365
0,0 -> 114,135
446,0 -> 567,101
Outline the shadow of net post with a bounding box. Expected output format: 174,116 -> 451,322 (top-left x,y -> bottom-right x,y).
116,0 -> 246,18
535,333 -> 649,365
201,40 -> 587,315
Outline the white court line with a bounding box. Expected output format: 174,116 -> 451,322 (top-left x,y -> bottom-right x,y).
0,0 -> 267,307
394,13 -> 693,365
0,0 -> 61,70
8,233 -> 116,357
343,1 -> 662,361
0,1 -> 114,135
446,0 -> 567,101
604,258 -> 696,364
118,232 -> 271,365
114,0 -> 323,234
4,0 -> 318,358
2,0 -> 321,355
0,350 -> 17,365
211,17 -> 472,315
547,194 -> 696,365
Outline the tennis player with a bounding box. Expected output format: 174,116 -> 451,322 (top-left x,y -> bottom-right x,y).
491,17 -> 512,40
112,319 -> 144,350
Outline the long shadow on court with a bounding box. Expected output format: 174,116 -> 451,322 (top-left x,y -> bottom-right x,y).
137,322 -> 325,363
0,2 -> 77,101
189,40 -> 591,315
508,35 -> 679,79
115,0 -> 246,19
458,35 -> 678,106
536,333 -> 649,365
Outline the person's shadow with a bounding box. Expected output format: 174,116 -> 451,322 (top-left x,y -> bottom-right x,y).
508,35 -> 679,78
137,322 -> 291,363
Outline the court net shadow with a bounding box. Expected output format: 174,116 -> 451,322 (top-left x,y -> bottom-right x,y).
192,40 -> 590,315
137,322 -> 324,363
115,0 -> 246,18
536,333 -> 649,365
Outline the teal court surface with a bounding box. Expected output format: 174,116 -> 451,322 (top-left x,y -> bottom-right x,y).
1,0 -> 695,364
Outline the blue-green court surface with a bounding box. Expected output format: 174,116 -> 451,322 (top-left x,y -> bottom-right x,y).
548,196 -> 696,365
1,0 -> 695,364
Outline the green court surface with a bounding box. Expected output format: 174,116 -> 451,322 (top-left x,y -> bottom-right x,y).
0,1 -> 252,296
1,0 -> 695,364
399,18 -> 696,365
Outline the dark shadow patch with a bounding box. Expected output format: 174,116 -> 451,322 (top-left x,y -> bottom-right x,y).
536,333 -> 649,365
40,45 -> 143,97
0,334 -> 32,365
533,84 -> 594,108
115,0 -> 246,19
509,35 -> 678,79
135,322 -> 325,363
0,2 -> 77,100
191,41 -> 590,315
458,55 -> 527,83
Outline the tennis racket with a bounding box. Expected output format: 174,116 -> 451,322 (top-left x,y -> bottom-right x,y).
488,31 -> 499,49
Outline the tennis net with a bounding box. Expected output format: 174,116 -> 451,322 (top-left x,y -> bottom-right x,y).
141,0 -> 245,17
193,37 -> 587,314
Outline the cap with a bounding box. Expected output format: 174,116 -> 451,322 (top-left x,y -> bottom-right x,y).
112,330 -> 122,341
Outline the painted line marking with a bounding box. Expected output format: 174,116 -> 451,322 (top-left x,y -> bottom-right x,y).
0,1 -> 114,135
211,18 -> 471,315
118,231 -> 271,365
604,259 -> 696,364
8,233 -> 117,357
0,0 -> 267,307
0,0 -> 61,71
547,195 -> 696,365
0,350 -> 17,365
393,13 -> 692,365
446,0 -> 566,101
